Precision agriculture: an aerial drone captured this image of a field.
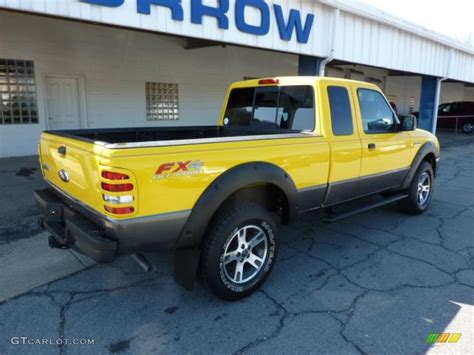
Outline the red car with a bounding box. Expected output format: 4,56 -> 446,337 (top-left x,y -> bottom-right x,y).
414,101 -> 474,134
437,101 -> 474,133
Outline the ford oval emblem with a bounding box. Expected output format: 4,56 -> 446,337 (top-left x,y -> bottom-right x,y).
58,169 -> 70,182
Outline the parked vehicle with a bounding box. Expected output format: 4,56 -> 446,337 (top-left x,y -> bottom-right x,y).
438,101 -> 474,133
35,77 -> 440,300
414,101 -> 474,134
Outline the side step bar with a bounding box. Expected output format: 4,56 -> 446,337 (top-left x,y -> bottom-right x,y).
321,193 -> 408,223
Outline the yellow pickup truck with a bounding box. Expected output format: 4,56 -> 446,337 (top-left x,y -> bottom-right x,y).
34,77 -> 439,300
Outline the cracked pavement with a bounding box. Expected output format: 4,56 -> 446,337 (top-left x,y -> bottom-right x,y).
1,142 -> 473,354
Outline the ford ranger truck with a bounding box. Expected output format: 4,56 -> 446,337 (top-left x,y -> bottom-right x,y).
34,77 -> 440,300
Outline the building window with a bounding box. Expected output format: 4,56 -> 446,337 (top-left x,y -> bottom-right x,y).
0,59 -> 38,124
146,82 -> 179,121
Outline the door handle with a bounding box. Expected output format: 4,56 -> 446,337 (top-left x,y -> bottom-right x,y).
368,143 -> 376,150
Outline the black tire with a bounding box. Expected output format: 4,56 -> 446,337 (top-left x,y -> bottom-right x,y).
201,202 -> 278,301
398,161 -> 434,215
462,123 -> 473,134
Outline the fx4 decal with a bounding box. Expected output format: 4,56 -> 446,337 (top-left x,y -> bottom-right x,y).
153,160 -> 204,180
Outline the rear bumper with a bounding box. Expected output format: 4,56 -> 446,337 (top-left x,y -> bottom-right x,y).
34,187 -> 190,263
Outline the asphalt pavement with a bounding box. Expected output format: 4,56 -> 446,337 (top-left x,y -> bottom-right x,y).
0,139 -> 473,354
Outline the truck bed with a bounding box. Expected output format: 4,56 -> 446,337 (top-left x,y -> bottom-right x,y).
45,125 -> 294,145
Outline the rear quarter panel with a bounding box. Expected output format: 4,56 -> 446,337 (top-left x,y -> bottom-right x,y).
101,136 -> 330,218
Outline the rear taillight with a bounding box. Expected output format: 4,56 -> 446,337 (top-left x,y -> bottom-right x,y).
101,170 -> 135,215
102,171 -> 129,180
101,182 -> 133,192
104,206 -> 134,214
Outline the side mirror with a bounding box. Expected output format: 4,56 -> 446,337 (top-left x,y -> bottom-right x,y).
399,115 -> 417,131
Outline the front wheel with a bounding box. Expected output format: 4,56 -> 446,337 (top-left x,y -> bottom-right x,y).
398,161 -> 434,214
201,203 -> 278,301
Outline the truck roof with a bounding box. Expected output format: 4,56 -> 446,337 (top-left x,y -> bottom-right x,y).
231,76 -> 380,90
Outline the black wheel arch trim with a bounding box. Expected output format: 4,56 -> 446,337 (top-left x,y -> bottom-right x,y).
174,161 -> 298,289
402,141 -> 439,190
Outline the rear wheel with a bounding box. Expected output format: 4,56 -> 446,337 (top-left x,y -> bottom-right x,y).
201,203 -> 278,301
398,161 -> 434,214
462,123 -> 473,134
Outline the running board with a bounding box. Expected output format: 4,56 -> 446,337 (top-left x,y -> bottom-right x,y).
321,193 -> 408,223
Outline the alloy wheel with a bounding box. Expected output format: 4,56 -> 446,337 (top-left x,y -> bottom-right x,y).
417,172 -> 431,206
222,225 -> 268,284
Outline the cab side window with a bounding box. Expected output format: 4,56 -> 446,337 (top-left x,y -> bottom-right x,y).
357,88 -> 396,133
328,86 -> 353,135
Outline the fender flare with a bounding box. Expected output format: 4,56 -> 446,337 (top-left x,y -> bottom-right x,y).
174,162 -> 298,289
401,141 -> 439,190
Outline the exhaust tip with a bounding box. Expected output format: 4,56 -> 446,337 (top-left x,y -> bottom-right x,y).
132,253 -> 156,273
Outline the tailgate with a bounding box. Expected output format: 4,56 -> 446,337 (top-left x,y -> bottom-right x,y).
39,132 -> 104,213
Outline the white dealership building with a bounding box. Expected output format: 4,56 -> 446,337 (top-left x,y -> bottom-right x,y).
0,0 -> 473,157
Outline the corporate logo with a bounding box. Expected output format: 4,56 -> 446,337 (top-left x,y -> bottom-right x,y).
153,160 -> 204,179
80,0 -> 315,43
58,169 -> 70,182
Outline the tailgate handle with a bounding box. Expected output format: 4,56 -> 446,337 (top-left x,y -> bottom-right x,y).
58,146 -> 66,155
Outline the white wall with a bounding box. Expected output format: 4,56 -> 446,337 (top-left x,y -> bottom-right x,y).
465,87 -> 474,101
0,12 -> 297,157
2,0 -> 473,82
440,82 -> 469,104
384,76 -> 422,115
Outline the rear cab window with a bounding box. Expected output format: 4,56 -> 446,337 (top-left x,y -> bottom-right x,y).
224,85 -> 315,132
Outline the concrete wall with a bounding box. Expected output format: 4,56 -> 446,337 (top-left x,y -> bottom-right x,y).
465,87 -> 474,101
0,12 -> 297,157
440,82 -> 471,104
2,0 -> 474,82
384,76 -> 422,115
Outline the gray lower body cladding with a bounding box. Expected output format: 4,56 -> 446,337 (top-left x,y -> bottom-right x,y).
322,168 -> 410,207
34,187 -> 190,262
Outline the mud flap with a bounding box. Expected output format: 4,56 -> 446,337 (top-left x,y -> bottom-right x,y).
174,247 -> 201,290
